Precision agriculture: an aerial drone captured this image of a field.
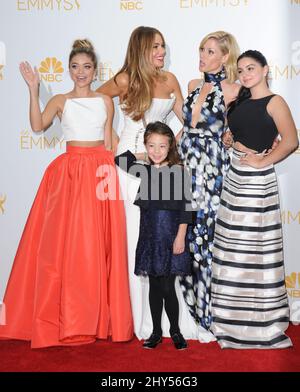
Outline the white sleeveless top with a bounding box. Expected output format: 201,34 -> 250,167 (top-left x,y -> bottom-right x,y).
117,95 -> 176,154
61,97 -> 107,141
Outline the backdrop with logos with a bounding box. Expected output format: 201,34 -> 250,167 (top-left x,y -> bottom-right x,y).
0,0 -> 299,321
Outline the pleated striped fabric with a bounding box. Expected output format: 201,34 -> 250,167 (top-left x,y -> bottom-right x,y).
210,149 -> 292,349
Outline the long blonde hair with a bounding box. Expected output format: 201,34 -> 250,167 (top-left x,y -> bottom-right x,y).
115,26 -> 166,121
200,31 -> 240,83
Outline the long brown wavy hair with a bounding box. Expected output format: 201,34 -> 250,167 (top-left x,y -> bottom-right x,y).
114,26 -> 166,121
144,122 -> 181,167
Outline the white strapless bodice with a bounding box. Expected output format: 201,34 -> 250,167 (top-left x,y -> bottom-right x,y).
61,97 -> 107,142
118,95 -> 176,154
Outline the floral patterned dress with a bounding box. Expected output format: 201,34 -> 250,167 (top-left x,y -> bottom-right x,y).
178,68 -> 230,330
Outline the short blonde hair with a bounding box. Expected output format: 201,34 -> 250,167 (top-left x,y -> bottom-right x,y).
200,31 -> 240,83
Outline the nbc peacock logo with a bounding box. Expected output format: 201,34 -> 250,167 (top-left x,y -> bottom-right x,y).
39,57 -> 64,82
286,272 -> 300,298
0,194 -> 7,214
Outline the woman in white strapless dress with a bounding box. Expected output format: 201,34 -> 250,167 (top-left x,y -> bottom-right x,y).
97,26 -> 201,340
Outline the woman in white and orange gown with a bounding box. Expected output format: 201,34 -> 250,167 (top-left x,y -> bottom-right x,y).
0,39 -> 133,348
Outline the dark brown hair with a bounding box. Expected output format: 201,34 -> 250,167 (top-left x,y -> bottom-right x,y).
144,121 -> 181,166
228,50 -> 268,115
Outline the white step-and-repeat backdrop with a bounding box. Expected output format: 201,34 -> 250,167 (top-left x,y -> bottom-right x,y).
0,0 -> 299,321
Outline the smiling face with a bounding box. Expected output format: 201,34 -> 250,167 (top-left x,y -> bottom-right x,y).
199,38 -> 228,74
69,53 -> 95,87
150,33 -> 166,69
145,133 -> 170,165
237,57 -> 268,88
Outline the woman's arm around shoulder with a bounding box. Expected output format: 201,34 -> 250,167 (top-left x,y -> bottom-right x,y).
96,72 -> 129,98
224,81 -> 240,107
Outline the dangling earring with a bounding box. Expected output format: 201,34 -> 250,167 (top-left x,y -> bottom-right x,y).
222,63 -> 227,75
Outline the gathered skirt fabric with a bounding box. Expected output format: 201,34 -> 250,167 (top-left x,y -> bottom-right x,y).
210,149 -> 292,349
135,208 -> 191,277
0,145 -> 133,348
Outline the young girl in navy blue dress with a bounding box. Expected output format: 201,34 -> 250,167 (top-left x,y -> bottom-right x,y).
115,121 -> 192,350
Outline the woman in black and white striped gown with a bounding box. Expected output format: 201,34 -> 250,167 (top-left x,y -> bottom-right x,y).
210,50 -> 298,349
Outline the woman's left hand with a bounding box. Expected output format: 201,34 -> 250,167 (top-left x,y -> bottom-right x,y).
222,130 -> 233,149
173,236 -> 185,255
240,151 -> 266,168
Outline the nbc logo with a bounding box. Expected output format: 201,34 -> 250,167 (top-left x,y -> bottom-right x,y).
39,57 -> 64,82
0,194 -> 7,214
0,41 -> 6,81
286,272 -> 300,298
120,0 -> 143,10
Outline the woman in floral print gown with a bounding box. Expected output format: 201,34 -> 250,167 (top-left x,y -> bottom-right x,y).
178,31 -> 240,341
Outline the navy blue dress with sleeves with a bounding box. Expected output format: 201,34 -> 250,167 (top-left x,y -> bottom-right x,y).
115,150 -> 192,276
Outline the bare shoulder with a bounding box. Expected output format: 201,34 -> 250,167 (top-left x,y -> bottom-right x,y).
224,81 -> 241,96
51,93 -> 66,103
269,94 -> 287,105
222,82 -> 240,106
267,94 -> 290,114
164,70 -> 179,83
188,79 -> 202,93
232,82 -> 241,95
49,94 -> 66,111
114,71 -> 129,89
97,72 -> 128,97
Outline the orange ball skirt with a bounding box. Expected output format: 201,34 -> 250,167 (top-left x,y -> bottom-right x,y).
0,145 -> 133,348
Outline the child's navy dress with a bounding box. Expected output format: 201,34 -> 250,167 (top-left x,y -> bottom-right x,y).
115,150 -> 192,277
